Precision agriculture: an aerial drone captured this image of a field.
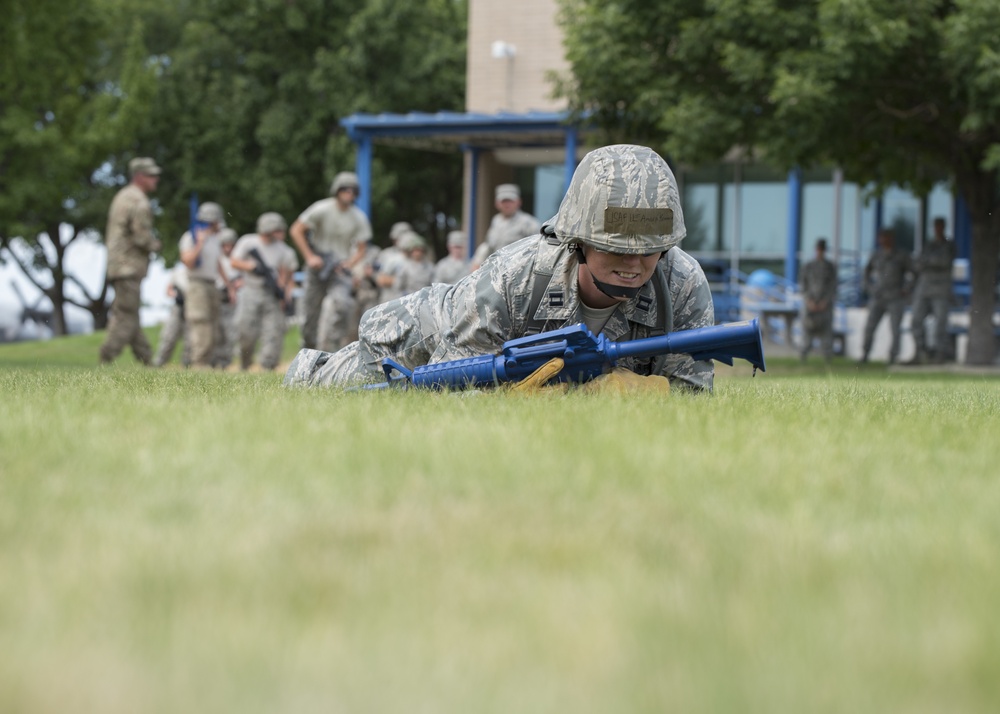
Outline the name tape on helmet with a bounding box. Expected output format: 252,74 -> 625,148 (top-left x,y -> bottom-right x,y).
604,208 -> 674,235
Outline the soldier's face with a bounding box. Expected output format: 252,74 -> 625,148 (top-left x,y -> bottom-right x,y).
336,188 -> 358,207
135,172 -> 160,194
582,247 -> 661,296
497,198 -> 519,218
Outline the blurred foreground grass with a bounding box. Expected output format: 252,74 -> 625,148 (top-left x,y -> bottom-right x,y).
2,333 -> 1000,713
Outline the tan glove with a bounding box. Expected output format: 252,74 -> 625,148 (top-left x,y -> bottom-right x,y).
577,367 -> 671,395
509,357 -> 565,393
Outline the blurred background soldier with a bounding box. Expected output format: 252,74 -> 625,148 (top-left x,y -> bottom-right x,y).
907,216 -> 956,364
99,157 -> 162,365
470,184 -> 540,269
373,221 -> 413,304
393,232 -> 434,297
799,238 -> 838,363
213,227 -> 240,369
346,240 -> 382,344
152,261 -> 191,368
230,213 -> 299,371
432,230 -> 470,285
860,228 -> 913,364
179,201 -> 233,369
290,172 -> 372,352
286,144 -> 716,392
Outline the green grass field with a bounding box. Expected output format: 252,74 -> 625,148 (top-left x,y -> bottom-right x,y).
2,330 -> 1000,713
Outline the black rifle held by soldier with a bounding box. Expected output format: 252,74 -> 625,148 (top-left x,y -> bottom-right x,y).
309,242 -> 344,283
248,247 -> 294,316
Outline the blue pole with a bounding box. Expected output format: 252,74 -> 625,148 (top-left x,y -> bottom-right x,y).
355,136 -> 373,218
785,168 -> 802,286
189,192 -> 199,231
954,193 -> 972,260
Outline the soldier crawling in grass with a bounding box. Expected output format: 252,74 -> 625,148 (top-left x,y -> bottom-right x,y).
285,144 -> 716,392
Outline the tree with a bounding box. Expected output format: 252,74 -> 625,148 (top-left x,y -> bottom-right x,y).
558,0 -> 1000,364
135,0 -> 467,261
0,0 -> 156,334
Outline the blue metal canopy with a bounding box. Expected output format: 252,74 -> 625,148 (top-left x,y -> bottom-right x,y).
339,111 -> 585,250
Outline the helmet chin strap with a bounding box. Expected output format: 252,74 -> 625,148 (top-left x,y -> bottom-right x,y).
576,246 -> 643,300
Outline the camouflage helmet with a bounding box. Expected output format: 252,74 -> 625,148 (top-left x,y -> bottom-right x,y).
550,144 -> 685,255
398,231 -> 426,252
446,230 -> 467,248
256,212 -> 287,234
389,221 -> 413,242
196,202 -> 224,224
217,227 -> 238,245
330,171 -> 360,195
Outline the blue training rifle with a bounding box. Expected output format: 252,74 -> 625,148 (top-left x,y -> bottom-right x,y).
367,318 -> 766,390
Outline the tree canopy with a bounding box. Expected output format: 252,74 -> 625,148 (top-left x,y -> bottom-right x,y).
558,0 -> 1000,363
0,0 -> 467,333
0,0 -> 156,333
136,0 -> 467,257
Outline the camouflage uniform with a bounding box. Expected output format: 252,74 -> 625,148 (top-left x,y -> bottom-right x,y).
286,145 -> 715,391
100,180 -> 159,364
799,253 -> 838,361
472,209 -> 541,266
432,230 -> 470,285
432,254 -> 469,285
296,192 -> 372,352
213,228 -> 240,368
179,225 -> 224,367
910,237 -> 956,360
862,247 -> 913,363
394,234 -> 434,296
233,233 -> 299,370
153,262 -> 191,367
347,243 -> 382,344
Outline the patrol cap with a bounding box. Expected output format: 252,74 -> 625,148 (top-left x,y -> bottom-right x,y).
495,183 -> 520,202
446,230 -> 467,247
256,212 -> 287,234
389,221 -> 413,242
550,144 -> 685,255
217,227 -> 238,245
330,172 -> 360,195
129,157 -> 162,177
196,202 -> 224,224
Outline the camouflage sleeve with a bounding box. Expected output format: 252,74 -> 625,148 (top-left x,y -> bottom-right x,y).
661,249 -> 715,391
285,243 -> 531,388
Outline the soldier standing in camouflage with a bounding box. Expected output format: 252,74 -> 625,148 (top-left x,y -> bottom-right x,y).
860,228 -> 913,364
99,157 -> 163,365
213,227 -> 240,368
799,238 -> 839,363
470,184 -> 541,269
907,217 -> 956,364
432,230 -> 470,285
230,213 -> 299,371
289,172 -> 372,352
179,202 -> 233,369
373,221 -> 414,305
393,232 -> 434,296
285,144 -> 716,391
